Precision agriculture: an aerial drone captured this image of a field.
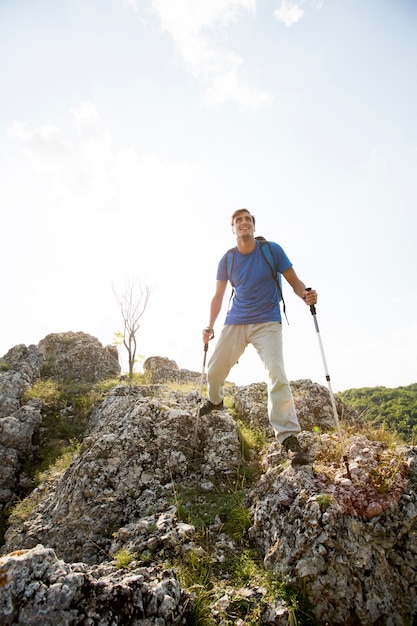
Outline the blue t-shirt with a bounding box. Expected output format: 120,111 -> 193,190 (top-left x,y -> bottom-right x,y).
217,240 -> 292,324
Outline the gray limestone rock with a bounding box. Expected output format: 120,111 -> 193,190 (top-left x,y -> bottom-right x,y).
38,331 -> 120,382
0,343 -> 415,625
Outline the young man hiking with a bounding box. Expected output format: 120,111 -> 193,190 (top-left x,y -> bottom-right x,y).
201,208 -> 318,466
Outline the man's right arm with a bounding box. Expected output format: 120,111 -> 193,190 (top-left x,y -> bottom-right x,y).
203,280 -> 228,342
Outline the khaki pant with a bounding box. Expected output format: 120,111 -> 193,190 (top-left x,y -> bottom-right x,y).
207,322 -> 300,443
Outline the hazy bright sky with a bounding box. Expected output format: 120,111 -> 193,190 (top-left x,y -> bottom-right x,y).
1,0 -> 416,392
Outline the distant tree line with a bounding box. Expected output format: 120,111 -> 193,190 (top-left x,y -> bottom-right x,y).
337,383 -> 417,445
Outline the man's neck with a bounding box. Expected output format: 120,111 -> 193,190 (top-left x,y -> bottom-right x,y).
237,235 -> 256,254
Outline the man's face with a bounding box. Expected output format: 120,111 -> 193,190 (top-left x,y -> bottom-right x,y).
232,212 -> 255,237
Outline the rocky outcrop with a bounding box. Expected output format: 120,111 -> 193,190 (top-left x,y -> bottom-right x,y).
234,378 -> 355,435
3,385 -> 241,564
144,357 -> 180,383
38,332 -> 120,382
0,544 -> 192,625
0,345 -> 44,513
143,356 -> 201,385
0,340 -> 416,624
0,334 -> 121,518
0,405 -> 42,508
0,344 -> 43,417
251,433 -> 416,624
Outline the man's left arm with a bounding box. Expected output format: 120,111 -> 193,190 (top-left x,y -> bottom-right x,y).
283,267 -> 317,305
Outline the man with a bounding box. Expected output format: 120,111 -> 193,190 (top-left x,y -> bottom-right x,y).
200,208 -> 318,466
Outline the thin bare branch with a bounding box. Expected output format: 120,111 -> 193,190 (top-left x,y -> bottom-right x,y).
113,279 -> 154,377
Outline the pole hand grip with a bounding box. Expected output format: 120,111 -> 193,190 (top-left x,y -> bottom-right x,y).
305,287 -> 316,315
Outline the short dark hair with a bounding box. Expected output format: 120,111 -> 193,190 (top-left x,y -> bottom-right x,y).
230,208 -> 256,226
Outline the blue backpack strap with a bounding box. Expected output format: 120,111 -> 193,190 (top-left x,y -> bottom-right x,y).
226,248 -> 236,286
257,238 -> 289,324
226,248 -> 236,308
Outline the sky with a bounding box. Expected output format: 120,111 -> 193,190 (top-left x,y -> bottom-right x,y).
1,0 -> 416,392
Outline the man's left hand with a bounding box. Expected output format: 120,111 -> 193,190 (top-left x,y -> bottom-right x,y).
302,289 -> 317,305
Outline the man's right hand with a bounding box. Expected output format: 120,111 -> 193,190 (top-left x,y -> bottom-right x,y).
203,327 -> 215,342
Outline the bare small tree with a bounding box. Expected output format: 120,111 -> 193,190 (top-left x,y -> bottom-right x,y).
113,279 -> 154,378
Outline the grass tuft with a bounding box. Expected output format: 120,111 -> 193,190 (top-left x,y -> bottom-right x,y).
114,549 -> 136,569
316,494 -> 333,512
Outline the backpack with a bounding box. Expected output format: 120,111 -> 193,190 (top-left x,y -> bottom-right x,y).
225,236 -> 288,323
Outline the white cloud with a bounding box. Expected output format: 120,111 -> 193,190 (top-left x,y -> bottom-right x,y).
205,57 -> 271,109
150,0 -> 256,37
124,0 -> 271,108
8,105 -> 113,197
7,103 -> 193,214
273,1 -> 304,27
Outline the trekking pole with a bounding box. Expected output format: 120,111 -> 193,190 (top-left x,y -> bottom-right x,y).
306,290 -> 352,479
193,342 -> 209,448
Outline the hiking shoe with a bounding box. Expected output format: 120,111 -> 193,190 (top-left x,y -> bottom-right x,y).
199,400 -> 224,416
282,436 -> 310,467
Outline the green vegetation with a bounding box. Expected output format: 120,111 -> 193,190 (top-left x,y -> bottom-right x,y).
22,377 -> 120,474
369,455 -> 408,495
114,549 -> 136,569
8,441 -> 79,526
171,471 -> 314,625
174,544 -> 313,625
113,547 -> 154,570
166,427 -> 314,625
337,383 -> 417,445
0,377 -> 121,543
174,476 -> 252,540
237,419 -> 269,461
315,494 -> 333,512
